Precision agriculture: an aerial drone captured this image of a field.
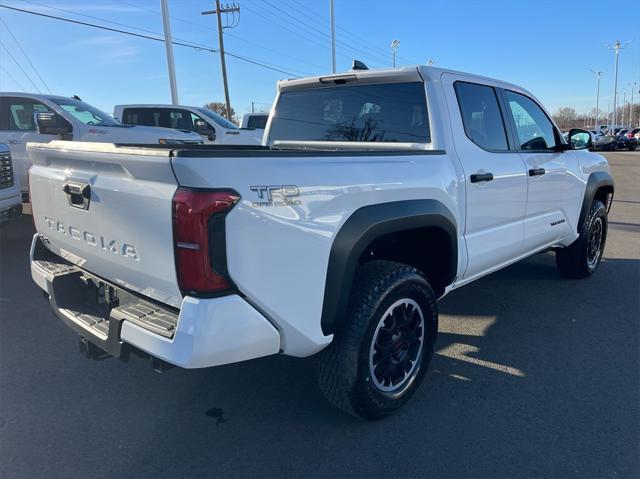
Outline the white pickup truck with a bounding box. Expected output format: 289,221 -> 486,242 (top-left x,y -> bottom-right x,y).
114,104 -> 263,145
0,143 -> 22,223
27,66 -> 613,419
0,93 -> 203,198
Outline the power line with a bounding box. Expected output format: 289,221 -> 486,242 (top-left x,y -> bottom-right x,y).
284,0 -> 393,64
0,65 -> 25,91
0,15 -> 51,93
0,41 -> 41,92
252,0 -> 387,67
240,3 -> 337,55
117,0 -> 323,72
242,1 -> 384,68
20,0 -> 171,39
285,0 -> 412,65
0,4 -> 302,78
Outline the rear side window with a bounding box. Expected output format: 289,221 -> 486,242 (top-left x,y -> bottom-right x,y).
268,82 -> 430,143
122,108 -> 203,131
122,108 -> 158,127
454,82 -> 509,151
246,115 -> 268,130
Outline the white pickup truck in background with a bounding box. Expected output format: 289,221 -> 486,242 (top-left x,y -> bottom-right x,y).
240,112 -> 269,130
114,104 -> 263,145
0,93 -> 203,198
27,65 -> 613,419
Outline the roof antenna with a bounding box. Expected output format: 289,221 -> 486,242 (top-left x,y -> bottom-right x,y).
71,95 -> 82,101
351,60 -> 369,71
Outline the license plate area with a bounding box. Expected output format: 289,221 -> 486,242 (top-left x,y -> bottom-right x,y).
53,273 -> 120,340
33,235 -> 180,361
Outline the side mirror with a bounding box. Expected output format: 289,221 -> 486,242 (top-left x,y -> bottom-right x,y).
34,112 -> 72,136
193,119 -> 215,141
568,128 -> 592,150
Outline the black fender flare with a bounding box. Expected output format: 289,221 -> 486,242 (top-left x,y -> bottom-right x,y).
577,171 -> 614,232
320,199 -> 458,335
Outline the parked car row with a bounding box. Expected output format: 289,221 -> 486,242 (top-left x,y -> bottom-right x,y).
0,93 -> 270,207
591,128 -> 639,151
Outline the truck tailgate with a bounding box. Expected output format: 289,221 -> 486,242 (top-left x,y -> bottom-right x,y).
27,142 -> 182,308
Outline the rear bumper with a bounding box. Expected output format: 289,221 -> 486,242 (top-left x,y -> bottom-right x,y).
30,234 -> 280,368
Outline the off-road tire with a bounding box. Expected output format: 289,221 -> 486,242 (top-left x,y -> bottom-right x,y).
315,260 -> 438,420
556,200 -> 608,278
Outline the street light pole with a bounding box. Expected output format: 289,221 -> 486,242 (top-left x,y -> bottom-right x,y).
629,82 -> 636,126
606,40 -> 631,128
590,70 -> 602,131
329,0 -> 336,73
160,0 -> 179,105
391,40 -> 400,68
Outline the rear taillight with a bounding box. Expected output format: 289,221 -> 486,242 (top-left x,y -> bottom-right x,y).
626,133 -> 633,138
172,188 -> 240,295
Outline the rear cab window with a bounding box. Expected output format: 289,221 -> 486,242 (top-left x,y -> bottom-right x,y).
268,82 -> 430,143
246,115 -> 268,130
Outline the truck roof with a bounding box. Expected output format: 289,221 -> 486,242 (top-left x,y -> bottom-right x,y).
278,65 -> 528,96
114,104 -> 203,110
0,92 -> 82,102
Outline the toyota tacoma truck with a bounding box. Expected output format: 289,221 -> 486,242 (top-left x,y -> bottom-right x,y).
27,65 -> 613,419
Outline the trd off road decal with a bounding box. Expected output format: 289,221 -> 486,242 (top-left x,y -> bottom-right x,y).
250,185 -> 301,207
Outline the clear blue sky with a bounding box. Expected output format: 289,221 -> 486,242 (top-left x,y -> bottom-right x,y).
1,0 -> 639,118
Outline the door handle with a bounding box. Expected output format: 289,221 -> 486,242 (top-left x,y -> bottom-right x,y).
470,172 -> 494,183
528,168 -> 546,176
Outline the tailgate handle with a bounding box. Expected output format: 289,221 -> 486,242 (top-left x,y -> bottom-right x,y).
62,182 -> 91,210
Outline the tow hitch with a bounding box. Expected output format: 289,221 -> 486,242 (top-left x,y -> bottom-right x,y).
79,336 -> 109,360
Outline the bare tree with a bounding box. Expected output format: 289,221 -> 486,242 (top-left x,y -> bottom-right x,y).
552,107 -> 578,131
204,102 -> 238,125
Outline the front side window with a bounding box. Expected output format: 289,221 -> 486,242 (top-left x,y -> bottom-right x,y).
196,108 -> 238,130
167,109 -> 195,130
0,97 -> 52,131
49,97 -> 120,127
268,82 -> 430,143
454,82 -> 509,151
504,91 -> 557,151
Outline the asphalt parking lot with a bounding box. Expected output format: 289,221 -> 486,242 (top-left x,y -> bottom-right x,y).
1,151 -> 638,479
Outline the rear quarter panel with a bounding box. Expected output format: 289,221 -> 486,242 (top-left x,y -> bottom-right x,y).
172,151 -> 465,356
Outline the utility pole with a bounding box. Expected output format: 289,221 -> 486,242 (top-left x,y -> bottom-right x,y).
590,70 -> 602,131
329,0 -> 336,73
391,40 -> 400,68
606,40 -> 630,128
160,0 -> 179,105
202,1 -> 240,121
